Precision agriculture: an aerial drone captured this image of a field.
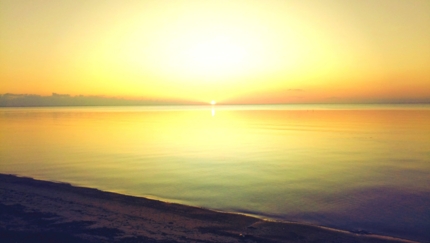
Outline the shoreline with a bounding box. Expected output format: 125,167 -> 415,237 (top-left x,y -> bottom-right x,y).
0,174 -> 418,243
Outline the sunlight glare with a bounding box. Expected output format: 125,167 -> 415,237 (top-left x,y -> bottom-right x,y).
187,37 -> 246,75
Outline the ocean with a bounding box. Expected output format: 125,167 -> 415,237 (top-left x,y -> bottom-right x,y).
1,104 -> 429,241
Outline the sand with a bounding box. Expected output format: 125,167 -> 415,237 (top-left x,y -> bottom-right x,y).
0,174 -> 417,243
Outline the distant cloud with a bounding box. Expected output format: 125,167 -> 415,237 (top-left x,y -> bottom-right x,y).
0,93 -> 203,107
286,89 -> 304,92
323,96 -> 430,104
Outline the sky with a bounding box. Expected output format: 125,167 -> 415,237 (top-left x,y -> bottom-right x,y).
1,0 -> 429,104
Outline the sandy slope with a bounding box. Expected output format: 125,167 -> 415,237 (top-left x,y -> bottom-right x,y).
0,174 -> 416,243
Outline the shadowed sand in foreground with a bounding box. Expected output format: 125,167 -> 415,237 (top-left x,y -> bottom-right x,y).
0,174 -> 417,243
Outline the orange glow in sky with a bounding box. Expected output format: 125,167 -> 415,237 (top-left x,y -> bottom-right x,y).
1,0 -> 429,104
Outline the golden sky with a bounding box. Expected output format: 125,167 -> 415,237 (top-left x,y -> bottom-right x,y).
1,0 -> 429,104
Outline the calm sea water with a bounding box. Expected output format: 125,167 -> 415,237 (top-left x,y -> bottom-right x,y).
1,105 -> 429,241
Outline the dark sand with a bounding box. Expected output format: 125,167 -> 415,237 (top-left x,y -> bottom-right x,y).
0,174 -> 417,243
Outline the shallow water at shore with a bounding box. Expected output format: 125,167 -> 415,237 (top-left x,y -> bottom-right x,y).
1,104 -> 429,241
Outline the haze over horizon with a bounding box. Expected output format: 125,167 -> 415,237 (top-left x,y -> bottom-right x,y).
1,92 -> 430,107
1,0 -> 429,105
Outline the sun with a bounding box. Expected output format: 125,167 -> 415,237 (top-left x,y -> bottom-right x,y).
210,100 -> 216,105
187,36 -> 245,73
163,35 -> 250,80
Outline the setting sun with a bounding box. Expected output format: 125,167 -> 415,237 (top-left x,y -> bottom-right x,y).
181,36 -> 246,76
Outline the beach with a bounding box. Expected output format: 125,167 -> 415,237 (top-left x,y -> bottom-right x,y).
0,174 -> 416,243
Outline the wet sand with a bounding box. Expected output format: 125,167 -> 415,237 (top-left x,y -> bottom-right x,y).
0,174 -> 416,243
